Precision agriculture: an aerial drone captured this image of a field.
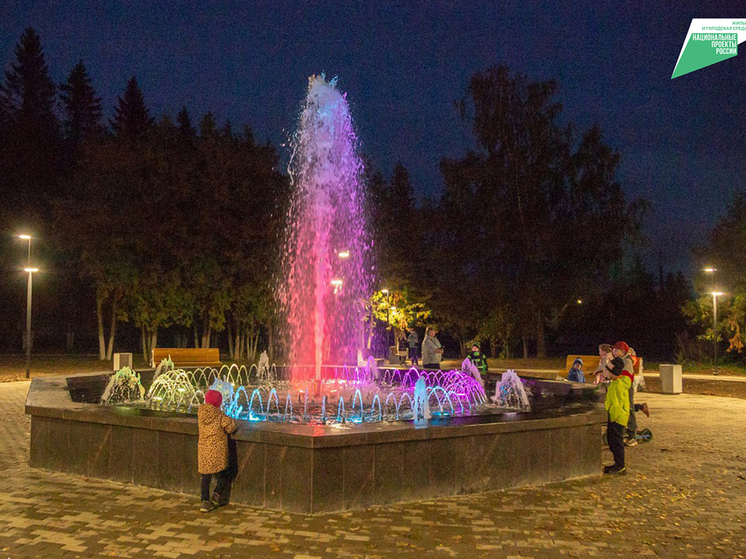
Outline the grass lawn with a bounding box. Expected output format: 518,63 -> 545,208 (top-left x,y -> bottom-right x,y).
441,357 -> 564,371
0,354 -> 149,382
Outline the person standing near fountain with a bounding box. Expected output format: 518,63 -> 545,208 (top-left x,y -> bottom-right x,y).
609,341 -> 640,446
422,328 -> 444,370
198,389 -> 237,512
467,342 -> 489,375
407,328 -> 420,366
598,345 -> 632,474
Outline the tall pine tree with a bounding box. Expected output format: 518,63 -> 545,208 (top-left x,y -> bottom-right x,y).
177,105 -> 196,144
59,61 -> 103,146
0,28 -> 58,126
0,27 -> 61,214
110,77 -> 152,142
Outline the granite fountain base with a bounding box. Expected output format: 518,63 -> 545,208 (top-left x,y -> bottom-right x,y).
25,372 -> 604,514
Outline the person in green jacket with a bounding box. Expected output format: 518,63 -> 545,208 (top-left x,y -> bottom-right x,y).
599,341 -> 633,475
467,342 -> 489,376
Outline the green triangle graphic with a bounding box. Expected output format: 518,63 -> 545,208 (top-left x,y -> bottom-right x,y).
672,34 -> 738,79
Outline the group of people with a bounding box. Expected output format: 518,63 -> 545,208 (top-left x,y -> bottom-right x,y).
591,341 -> 650,475
196,335 -> 651,511
399,327 -> 446,370
402,328 -> 489,382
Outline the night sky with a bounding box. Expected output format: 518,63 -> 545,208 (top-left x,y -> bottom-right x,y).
3,1 -> 744,274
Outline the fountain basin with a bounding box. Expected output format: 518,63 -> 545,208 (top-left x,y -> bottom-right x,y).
26,372 -> 604,514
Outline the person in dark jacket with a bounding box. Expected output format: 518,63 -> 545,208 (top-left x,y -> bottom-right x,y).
407,328 -> 419,366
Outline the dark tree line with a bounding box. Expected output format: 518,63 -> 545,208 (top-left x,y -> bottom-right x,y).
0,29 -> 693,362
0,28 -> 287,360
368,67 -> 689,360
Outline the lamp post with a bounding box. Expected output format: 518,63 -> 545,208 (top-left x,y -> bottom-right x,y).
18,235 -> 35,379
711,291 -> 724,376
703,267 -> 721,376
23,267 -> 39,379
381,289 -> 392,354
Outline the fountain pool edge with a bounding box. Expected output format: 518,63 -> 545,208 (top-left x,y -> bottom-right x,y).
26,373 -> 606,514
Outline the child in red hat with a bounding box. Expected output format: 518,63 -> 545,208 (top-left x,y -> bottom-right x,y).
198,389 -> 237,512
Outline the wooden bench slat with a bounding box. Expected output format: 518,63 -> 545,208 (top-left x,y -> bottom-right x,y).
151,348 -> 221,368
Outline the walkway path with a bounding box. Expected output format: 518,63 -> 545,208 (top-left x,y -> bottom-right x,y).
1,381 -> 745,558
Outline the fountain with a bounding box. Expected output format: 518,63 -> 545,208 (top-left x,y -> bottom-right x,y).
412,376 -> 431,426
101,366 -> 145,405
492,369 -> 531,411
26,74 -> 605,514
279,74 -> 371,391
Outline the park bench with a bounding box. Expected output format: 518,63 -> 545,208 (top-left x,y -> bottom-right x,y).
150,348 -> 221,368
561,354 -> 643,383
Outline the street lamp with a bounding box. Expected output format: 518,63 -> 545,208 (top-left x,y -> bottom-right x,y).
18,235 -> 36,379
337,250 -> 350,259
703,267 -> 722,375
23,267 -> 39,379
711,291 -> 724,376
381,289 -> 392,352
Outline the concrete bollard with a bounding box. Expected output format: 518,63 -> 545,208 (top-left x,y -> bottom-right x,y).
659,364 -> 683,394
113,353 -> 133,370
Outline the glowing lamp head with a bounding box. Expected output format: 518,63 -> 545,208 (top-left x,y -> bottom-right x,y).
703,267 -> 717,273
18,234 -> 31,240
577,299 -> 583,304
390,306 -> 397,311
381,288 -> 389,295
337,250 -> 350,259
711,291 -> 724,297
330,279 -> 343,287
24,267 -> 39,273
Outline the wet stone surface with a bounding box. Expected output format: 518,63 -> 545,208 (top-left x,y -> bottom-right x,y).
3,381 -> 746,558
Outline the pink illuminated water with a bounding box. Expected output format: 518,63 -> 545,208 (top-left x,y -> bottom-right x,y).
279,75 -> 371,386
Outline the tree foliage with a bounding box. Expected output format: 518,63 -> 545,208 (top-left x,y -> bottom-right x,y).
684,193 -> 746,361
0,27 -> 60,216
2,30 -> 689,363
433,66 -> 642,357
55,79 -> 288,359
59,61 -> 104,147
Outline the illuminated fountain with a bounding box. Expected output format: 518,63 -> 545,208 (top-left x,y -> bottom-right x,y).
492,369 -> 531,411
102,361 -> 491,425
279,75 -> 371,391
27,75 -> 604,514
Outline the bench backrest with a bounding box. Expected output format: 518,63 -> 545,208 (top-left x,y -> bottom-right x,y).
565,355 -> 600,375
151,348 -> 221,368
563,353 -> 643,380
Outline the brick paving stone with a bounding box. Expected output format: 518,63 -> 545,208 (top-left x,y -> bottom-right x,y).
1,381 -> 746,557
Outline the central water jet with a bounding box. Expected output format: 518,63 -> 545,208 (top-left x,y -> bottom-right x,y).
280,75 -> 371,390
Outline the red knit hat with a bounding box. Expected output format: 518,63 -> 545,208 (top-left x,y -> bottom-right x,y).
613,341 -> 629,353
204,389 -> 222,408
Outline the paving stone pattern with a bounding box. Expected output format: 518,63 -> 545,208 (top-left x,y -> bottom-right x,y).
1,381 -> 745,558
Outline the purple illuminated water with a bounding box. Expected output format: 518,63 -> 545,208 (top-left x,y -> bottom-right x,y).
279,75 -> 371,387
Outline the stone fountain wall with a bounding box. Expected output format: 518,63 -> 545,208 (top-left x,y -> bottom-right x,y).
26,374 -> 604,514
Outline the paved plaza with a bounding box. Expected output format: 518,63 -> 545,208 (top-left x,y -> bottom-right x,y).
1,381 -> 745,558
